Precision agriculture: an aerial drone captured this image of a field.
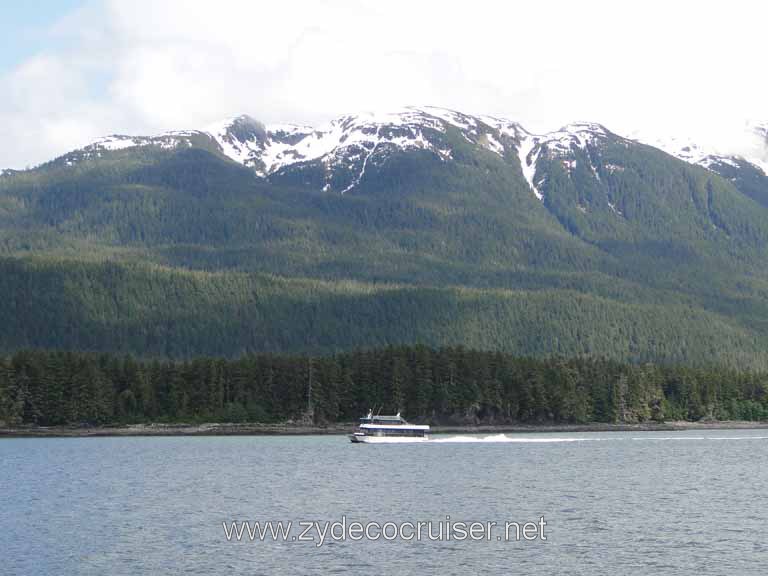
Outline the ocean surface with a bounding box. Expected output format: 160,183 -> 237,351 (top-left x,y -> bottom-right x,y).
2,429 -> 768,575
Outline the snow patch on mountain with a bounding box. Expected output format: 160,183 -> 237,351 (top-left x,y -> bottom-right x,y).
479,132 -> 505,156
517,134 -> 543,201
537,123 -> 610,156
206,117 -> 268,169
643,135 -> 717,164
509,123 -> 613,201
480,117 -> 526,141
59,132 -> 198,165
417,106 -> 482,134
268,123 -> 314,137
91,133 -> 195,152
638,122 -> 768,177
207,106 -> 504,190
749,122 -> 768,174
208,109 -> 440,181
92,136 -> 140,152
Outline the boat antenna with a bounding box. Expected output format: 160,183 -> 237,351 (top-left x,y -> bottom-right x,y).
307,357 -> 313,412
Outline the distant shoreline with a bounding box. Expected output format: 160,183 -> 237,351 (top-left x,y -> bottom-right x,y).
2,420 -> 768,438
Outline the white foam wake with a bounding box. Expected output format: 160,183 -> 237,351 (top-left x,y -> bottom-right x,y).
430,434 -> 596,443
422,434 -> 768,444
631,436 -> 768,441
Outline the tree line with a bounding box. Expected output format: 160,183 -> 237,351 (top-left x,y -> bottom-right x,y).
1,346 -> 767,427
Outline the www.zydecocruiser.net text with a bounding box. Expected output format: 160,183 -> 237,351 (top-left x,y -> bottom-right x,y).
222,516 -> 547,546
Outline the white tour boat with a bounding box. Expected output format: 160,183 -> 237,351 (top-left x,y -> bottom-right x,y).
349,411 -> 430,443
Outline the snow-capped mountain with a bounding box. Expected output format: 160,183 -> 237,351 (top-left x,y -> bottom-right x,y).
511,123 -> 622,201
637,122 -> 768,178
206,116 -> 314,174
57,131 -> 201,166
47,107 -> 767,198
207,107 -> 525,193
52,106 -> 628,198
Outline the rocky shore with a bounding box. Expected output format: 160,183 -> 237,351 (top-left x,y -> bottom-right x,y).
2,420 -> 768,438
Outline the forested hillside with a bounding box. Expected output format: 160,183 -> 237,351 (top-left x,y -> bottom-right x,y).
1,109 -> 768,367
0,257 -> 766,367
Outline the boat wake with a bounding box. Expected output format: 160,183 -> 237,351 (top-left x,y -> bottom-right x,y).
430,434 -> 596,443
382,434 -> 768,444
630,435 -> 768,441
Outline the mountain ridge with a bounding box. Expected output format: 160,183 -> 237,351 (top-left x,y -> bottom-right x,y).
183,112 -> 749,175
2,105 -> 768,365
26,106 -> 768,193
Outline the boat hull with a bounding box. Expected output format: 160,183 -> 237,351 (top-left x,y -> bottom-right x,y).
349,434 -> 430,443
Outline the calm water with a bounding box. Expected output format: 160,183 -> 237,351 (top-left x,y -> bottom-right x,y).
2,430 -> 768,575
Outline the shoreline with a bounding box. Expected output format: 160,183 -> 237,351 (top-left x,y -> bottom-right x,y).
2,420 -> 768,438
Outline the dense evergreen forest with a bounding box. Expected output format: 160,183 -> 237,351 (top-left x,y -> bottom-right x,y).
1,347 -> 767,427
2,123 -> 768,368
1,256 -> 766,369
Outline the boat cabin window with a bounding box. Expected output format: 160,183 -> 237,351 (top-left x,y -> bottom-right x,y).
365,427 -> 425,437
360,416 -> 407,425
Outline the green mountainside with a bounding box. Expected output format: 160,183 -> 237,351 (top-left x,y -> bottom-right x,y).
1,109 -> 767,367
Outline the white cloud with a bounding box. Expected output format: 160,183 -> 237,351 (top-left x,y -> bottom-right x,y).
1,0 -> 766,168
